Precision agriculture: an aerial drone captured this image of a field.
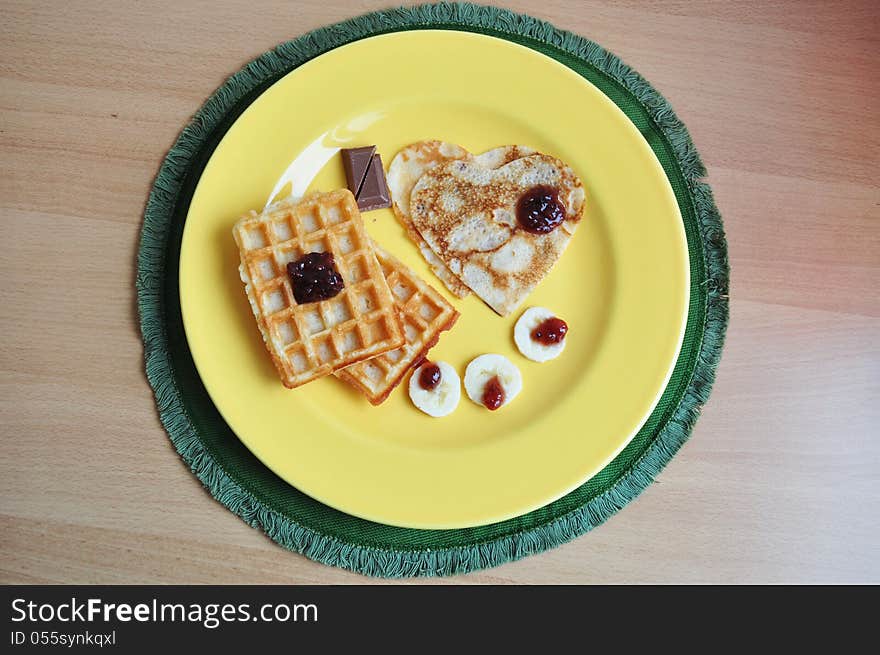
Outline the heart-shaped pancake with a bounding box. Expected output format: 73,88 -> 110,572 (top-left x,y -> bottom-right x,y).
409,153 -> 585,316
387,142 -> 537,298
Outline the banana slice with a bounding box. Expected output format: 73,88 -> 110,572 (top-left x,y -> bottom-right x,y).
408,361 -> 460,417
514,307 -> 568,362
464,354 -> 522,410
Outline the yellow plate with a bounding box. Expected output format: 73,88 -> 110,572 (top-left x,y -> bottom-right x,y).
180,31 -> 688,529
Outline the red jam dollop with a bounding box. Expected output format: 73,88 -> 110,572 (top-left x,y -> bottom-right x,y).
531,317 -> 568,346
482,375 -> 505,410
418,363 -> 442,391
287,252 -> 344,304
516,185 -> 566,234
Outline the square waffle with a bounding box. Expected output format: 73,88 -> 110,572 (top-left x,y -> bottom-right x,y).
233,190 -> 405,389
336,243 -> 459,405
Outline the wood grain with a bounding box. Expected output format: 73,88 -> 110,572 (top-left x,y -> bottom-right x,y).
1,0 -> 878,584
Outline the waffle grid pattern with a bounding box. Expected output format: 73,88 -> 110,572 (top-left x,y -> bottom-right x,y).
233,190 -> 403,388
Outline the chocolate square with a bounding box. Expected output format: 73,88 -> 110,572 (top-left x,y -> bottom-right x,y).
341,146 -> 376,198
356,153 -> 391,212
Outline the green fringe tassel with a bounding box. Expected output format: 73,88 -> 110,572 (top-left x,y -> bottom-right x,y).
137,2 -> 729,577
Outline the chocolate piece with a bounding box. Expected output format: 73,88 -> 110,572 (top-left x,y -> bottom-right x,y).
341,146 -> 376,198
356,153 -> 391,211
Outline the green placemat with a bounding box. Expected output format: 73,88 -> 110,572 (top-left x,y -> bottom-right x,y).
137,2 -> 728,577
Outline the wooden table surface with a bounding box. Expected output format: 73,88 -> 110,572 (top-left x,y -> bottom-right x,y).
2,0 -> 877,584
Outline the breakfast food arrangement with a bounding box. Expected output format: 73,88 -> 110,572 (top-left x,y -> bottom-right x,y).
142,17 -> 717,572
233,140 -> 582,414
